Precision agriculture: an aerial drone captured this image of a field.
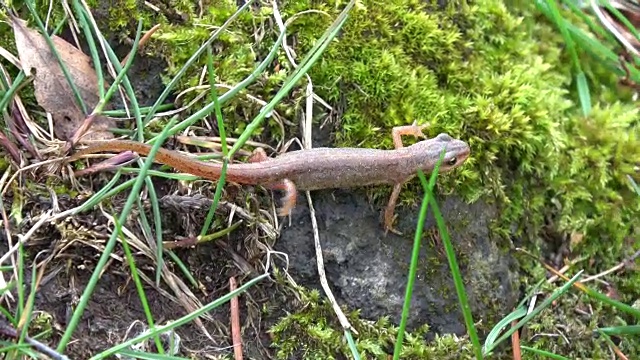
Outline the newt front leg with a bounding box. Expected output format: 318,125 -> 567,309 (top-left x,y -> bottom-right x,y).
384,121 -> 429,235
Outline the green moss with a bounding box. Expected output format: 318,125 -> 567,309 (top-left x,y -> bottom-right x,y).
554,104 -> 640,250
135,1 -> 289,138
29,311 -> 54,340
267,1 -> 640,264
88,1 -> 140,38
283,0 -> 566,220
0,156 -> 10,172
48,181 -> 79,199
269,276 -> 476,360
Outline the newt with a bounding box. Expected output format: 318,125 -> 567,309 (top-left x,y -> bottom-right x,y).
67,123 -> 470,234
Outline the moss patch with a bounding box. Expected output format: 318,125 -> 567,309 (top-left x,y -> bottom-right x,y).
282,1 -> 565,228
269,281 -> 477,360
274,1 -> 640,263
254,0 -> 640,357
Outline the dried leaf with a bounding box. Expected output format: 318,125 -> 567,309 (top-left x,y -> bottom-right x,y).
11,17 -> 114,142
73,150 -> 138,177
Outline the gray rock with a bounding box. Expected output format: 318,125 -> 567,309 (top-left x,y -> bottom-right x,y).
277,188 -> 519,335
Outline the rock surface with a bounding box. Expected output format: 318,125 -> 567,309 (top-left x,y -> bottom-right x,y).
277,188 -> 519,334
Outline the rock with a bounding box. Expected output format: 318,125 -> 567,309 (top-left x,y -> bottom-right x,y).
276,188 -> 519,335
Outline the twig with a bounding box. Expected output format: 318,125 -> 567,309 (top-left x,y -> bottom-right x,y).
511,320 -> 522,360
305,191 -> 356,334
120,24 -> 161,66
0,319 -> 70,360
230,277 -> 243,360
591,0 -> 640,57
272,1 -> 333,112
581,248 -> 640,283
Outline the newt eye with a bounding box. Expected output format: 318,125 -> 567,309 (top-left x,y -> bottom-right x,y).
447,157 -> 457,166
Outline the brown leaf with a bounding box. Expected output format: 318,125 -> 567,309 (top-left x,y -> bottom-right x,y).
73,150 -> 138,177
10,17 -> 114,142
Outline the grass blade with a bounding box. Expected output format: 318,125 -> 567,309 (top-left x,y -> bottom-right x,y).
520,346 -> 571,360
424,164 -> 483,359
392,153 -> 443,360
599,325 -> 640,336
483,271 -> 584,355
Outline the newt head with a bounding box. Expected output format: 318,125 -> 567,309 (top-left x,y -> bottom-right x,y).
414,133 -> 471,173
434,133 -> 470,172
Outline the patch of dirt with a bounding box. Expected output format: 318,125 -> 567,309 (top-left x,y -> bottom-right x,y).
2,196 -> 298,359
0,33 -> 292,357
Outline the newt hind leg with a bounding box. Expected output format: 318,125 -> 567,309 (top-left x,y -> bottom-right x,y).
268,179 -> 297,216
384,182 -> 404,235
248,147 -> 298,216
